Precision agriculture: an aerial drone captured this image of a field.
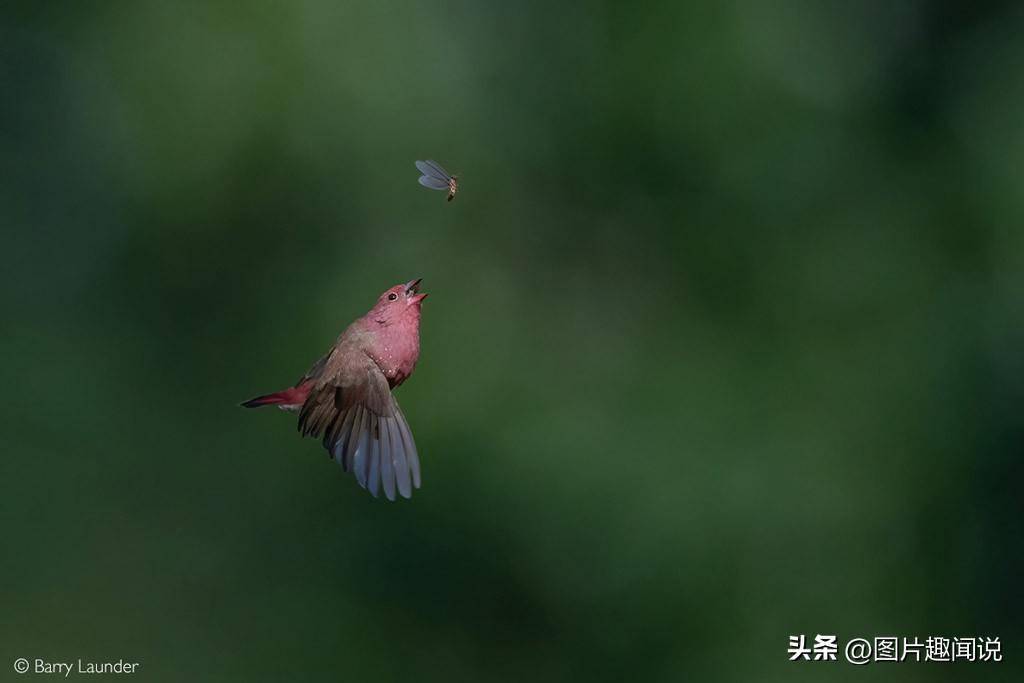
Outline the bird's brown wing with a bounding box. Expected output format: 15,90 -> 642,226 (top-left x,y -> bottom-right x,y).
297,350 -> 420,501
296,347 -> 333,385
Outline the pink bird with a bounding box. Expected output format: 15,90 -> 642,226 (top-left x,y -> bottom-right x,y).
242,279 -> 428,501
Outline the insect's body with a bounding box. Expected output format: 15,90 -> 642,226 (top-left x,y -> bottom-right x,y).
416,159 -> 459,202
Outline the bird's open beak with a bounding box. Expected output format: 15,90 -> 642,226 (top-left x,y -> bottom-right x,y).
406,278 -> 428,302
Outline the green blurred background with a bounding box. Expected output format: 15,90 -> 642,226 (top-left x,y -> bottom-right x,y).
2,1 -> 1021,681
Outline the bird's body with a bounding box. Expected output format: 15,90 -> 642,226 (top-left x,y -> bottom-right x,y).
243,279 -> 428,501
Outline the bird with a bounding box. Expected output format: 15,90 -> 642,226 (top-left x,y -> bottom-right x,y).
242,279 -> 428,501
415,159 -> 458,201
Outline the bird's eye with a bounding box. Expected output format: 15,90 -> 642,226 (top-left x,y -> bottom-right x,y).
388,293 -> 398,301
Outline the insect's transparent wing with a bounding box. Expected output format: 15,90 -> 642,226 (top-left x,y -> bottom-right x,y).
418,175 -> 448,190
424,159 -> 451,180
415,160 -> 449,182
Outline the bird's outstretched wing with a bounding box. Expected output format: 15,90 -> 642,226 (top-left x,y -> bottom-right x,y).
297,351 -> 420,501
296,348 -> 332,385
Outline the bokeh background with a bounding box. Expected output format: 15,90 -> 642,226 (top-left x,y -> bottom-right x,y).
2,1 -> 1021,681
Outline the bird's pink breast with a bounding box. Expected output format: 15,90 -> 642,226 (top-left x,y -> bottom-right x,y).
367,316 -> 421,388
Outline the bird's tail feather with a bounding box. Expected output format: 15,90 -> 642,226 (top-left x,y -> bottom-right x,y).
240,387 -> 305,409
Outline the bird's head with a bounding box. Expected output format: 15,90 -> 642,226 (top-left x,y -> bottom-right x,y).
368,278 -> 428,326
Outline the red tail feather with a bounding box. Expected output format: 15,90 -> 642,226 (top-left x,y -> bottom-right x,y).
240,384 -> 310,409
